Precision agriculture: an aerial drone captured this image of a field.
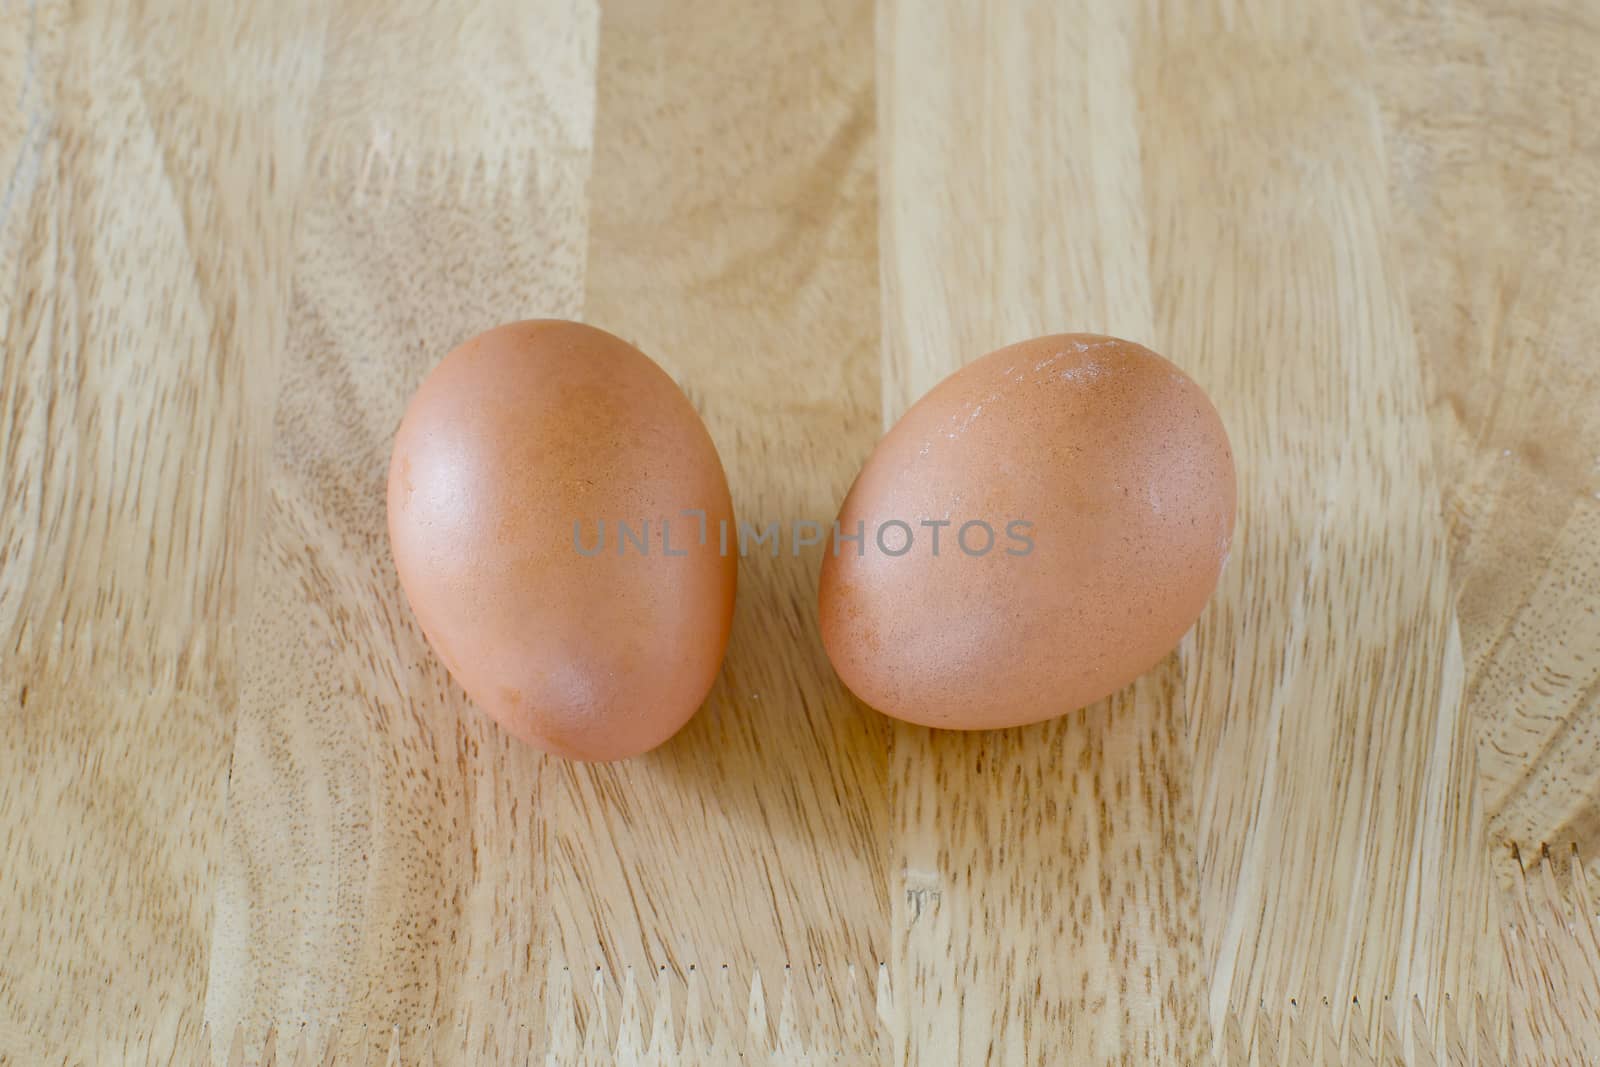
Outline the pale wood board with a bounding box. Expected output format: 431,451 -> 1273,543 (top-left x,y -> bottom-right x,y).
1364,0 -> 1600,886
1135,3 -> 1506,1055
877,2 -> 1207,1061
1,1 -> 319,1060
566,0 -> 887,1033
2,0 -> 1599,1064
876,1 -> 1511,1060
201,2 -> 599,1063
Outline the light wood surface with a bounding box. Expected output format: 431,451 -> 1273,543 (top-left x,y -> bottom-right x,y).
878,3 -> 1207,1061
570,0 -> 887,1002
1365,0 -> 1600,885
1138,4 -> 1506,1053
1,1 -> 313,1060
3,0 -> 1599,1064
203,2 -> 599,1062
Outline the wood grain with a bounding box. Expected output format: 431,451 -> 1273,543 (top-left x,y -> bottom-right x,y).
202,2 -> 598,1062
1138,2 -> 1507,1054
1502,846 -> 1600,1064
878,0 -> 1514,1061
1364,0 -> 1600,885
116,840 -> 1600,1067
878,2 -> 1207,1062
5,0 -> 1600,1063
558,0 -> 887,1043
0,1 -> 313,1060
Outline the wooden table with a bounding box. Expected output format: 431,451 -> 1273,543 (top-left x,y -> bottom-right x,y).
3,1 -> 1598,1063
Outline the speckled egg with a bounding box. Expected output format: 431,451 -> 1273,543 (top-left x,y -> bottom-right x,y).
818,334 -> 1235,730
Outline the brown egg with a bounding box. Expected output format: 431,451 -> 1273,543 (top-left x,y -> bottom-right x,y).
387,320 -> 736,760
818,334 -> 1235,730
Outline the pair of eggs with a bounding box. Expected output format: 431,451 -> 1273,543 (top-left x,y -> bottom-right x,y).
387,321 -> 1236,760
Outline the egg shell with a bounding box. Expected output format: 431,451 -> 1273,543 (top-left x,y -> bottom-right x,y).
818,334 -> 1235,730
387,320 -> 736,760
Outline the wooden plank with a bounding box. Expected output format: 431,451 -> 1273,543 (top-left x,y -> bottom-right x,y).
0,2 -> 313,1060
1362,0 -> 1600,880
7,1 -> 1596,1061
201,1 -> 599,1061
1500,846 -> 1600,1062
877,3 -> 1208,1061
1135,0 -> 1507,1054
557,0 -> 888,1045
